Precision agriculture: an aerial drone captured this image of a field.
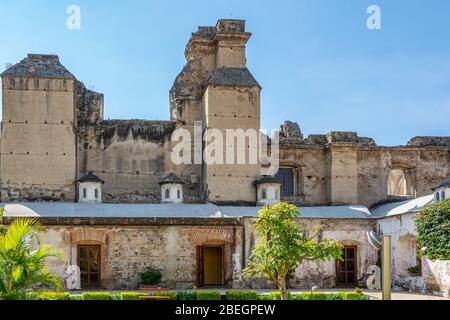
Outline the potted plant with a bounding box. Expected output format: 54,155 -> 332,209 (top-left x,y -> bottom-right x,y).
140,267 -> 163,290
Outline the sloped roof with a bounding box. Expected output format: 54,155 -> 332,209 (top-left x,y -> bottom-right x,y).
159,173 -> 184,185
433,177 -> 450,190
1,54 -> 74,79
1,202 -> 372,219
253,176 -> 281,186
77,172 -> 104,184
207,68 -> 260,88
371,195 -> 434,218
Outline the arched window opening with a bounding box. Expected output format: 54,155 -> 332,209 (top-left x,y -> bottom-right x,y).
387,169 -> 414,196
165,189 -> 170,199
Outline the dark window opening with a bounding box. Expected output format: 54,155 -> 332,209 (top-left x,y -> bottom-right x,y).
276,168 -> 294,197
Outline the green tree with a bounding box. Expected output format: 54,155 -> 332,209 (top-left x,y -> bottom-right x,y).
415,199 -> 450,260
0,208 -> 6,236
0,218 -> 63,299
243,202 -> 343,300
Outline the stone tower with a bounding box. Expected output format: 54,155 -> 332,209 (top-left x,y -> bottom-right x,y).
202,20 -> 261,204
0,54 -> 77,201
171,19 -> 261,204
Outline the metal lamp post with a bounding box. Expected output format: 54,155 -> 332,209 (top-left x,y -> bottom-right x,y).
367,231 -> 391,300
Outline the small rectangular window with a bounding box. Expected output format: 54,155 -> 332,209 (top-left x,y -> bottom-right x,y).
95,189 -> 98,198
83,188 -> 87,198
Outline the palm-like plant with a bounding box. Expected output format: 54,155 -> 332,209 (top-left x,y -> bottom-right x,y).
0,218 -> 63,299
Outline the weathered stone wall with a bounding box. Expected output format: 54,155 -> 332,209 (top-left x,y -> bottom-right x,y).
1,75 -> 77,201
279,146 -> 328,205
203,84 -> 261,204
280,135 -> 449,207
357,146 -> 450,207
422,259 -> 450,297
78,120 -> 203,203
41,222 -> 243,290
378,212 -> 450,296
243,217 -> 378,289
37,216 -> 377,290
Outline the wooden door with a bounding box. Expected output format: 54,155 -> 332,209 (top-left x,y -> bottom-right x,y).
196,245 -> 224,287
336,246 -> 357,287
78,245 -> 101,289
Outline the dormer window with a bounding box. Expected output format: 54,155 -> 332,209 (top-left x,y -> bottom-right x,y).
254,175 -> 281,206
433,177 -> 450,203
77,171 -> 104,204
159,173 -> 184,204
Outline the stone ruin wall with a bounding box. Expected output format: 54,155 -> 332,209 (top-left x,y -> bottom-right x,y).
41,221 -> 243,290
242,217 -> 378,289
279,123 -> 450,207
40,216 -> 377,290
78,120 -> 203,204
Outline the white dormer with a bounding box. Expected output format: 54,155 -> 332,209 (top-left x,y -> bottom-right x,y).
433,177 -> 450,202
159,173 -> 184,204
254,175 -> 281,206
77,171 -> 104,203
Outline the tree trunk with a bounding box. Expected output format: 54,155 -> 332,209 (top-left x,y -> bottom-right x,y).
278,274 -> 289,300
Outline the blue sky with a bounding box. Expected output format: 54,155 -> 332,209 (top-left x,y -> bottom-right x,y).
1,0 -> 449,146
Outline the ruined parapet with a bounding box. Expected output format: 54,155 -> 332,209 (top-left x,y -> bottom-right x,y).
1,54 -> 74,79
407,136 -> 450,147
94,119 -> 176,147
75,80 -> 104,127
303,134 -> 328,146
280,129 -> 376,147
279,121 -> 303,144
170,19 -> 254,125
170,26 -> 217,124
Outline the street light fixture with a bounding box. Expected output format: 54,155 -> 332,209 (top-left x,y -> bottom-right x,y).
367,231 -> 391,300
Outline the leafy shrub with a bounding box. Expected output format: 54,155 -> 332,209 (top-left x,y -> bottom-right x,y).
257,292 -> 290,300
155,291 -> 177,300
298,292 -> 329,300
82,292 -> 112,300
111,293 -> 121,300
327,293 -> 344,300
339,292 -> 368,300
226,291 -> 258,300
415,199 -> 450,260
120,292 -> 145,300
196,291 -> 221,300
39,292 -> 70,300
141,267 -> 162,285
177,291 -> 197,300
69,295 -> 82,301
